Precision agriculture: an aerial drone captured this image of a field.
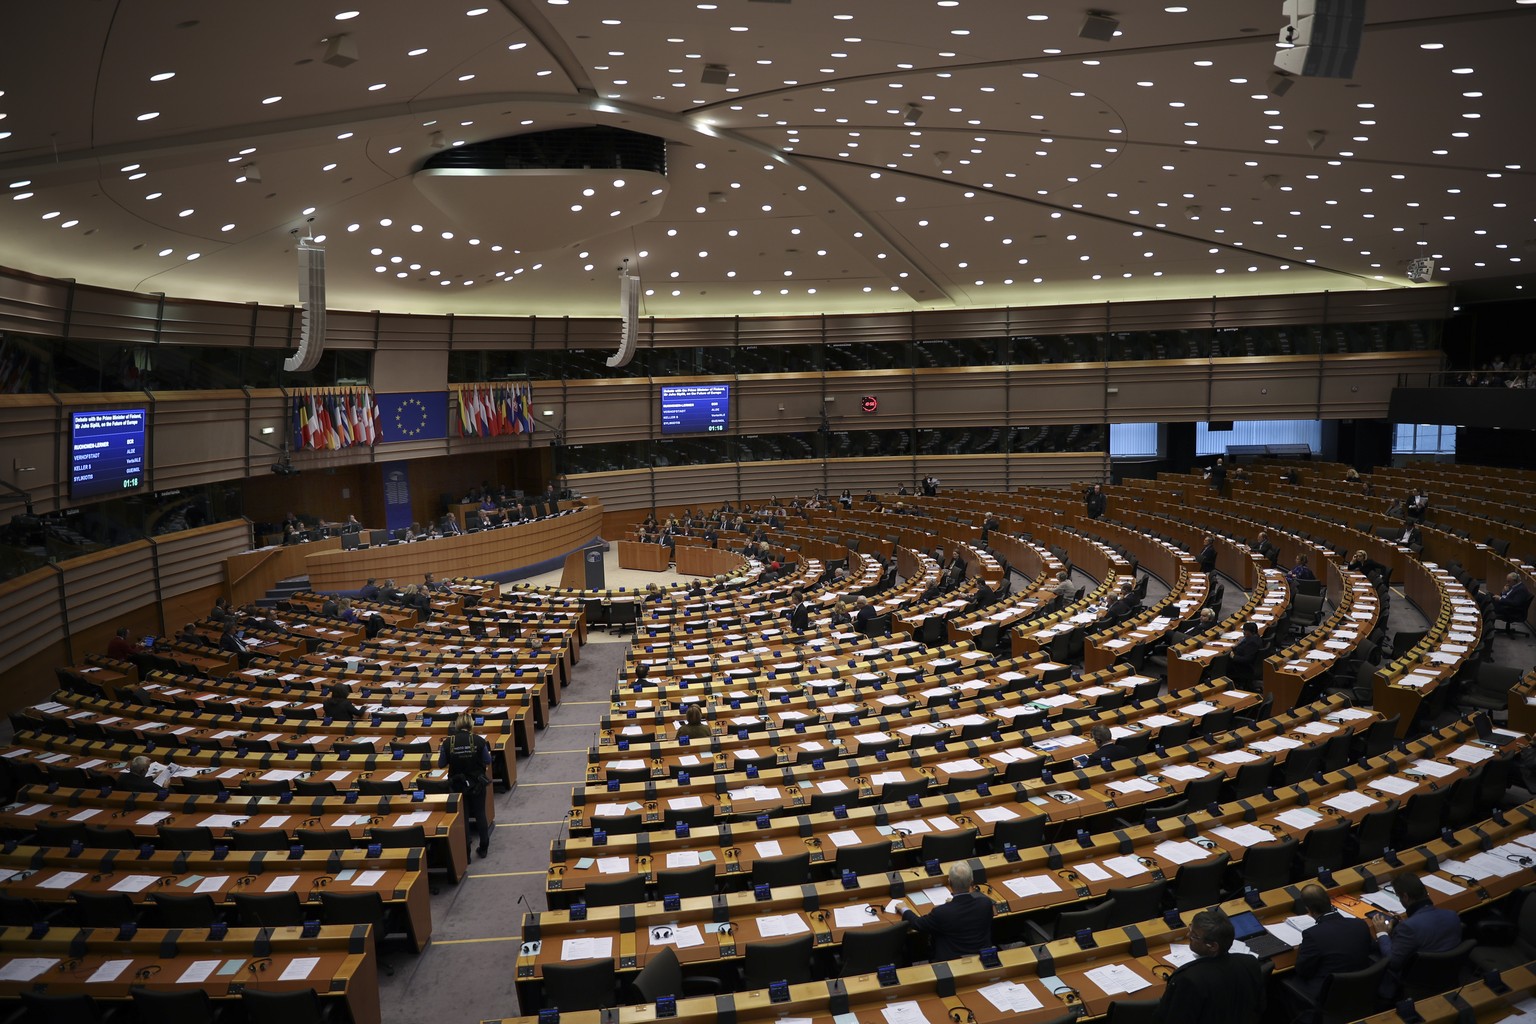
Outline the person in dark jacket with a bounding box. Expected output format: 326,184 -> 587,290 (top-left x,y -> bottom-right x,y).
1077,723 -> 1127,767
323,683 -> 361,721
1284,883 -> 1374,1011
439,713 -> 492,858
1229,621 -> 1264,689
116,756 -> 163,793
896,861 -> 994,961
359,578 -> 381,601
1287,554 -> 1316,583
1197,535 -> 1218,574
787,590 -> 812,633
1372,872 -> 1463,999
1085,484 -> 1106,519
1154,909 -> 1265,1024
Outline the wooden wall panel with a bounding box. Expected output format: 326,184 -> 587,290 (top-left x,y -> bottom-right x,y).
0,567 -> 67,677
150,391 -> 252,491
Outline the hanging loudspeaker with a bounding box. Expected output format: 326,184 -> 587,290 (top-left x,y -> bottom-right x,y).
607,272 -> 639,368
284,241 -> 326,373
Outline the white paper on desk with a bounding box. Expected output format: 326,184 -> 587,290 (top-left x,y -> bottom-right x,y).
983,975 -> 1050,1014
1324,792 -> 1378,813
109,874 -> 160,893
1085,963 -> 1152,995
593,803 -> 630,817
1411,759 -> 1458,778
829,829 -> 862,847
280,957 -> 320,981
324,771 -> 352,783
266,875 -> 299,893
818,779 -> 850,794
1252,737 -> 1303,753
39,871 -> 87,890
1449,744 -> 1495,764
1269,921 -> 1308,947
1163,944 -> 1199,968
179,959 -> 220,983
938,759 -> 984,775
1210,750 -> 1261,765
0,964 -> 57,982
1161,764 -> 1211,782
560,936 -> 614,960
757,914 -> 810,938
1361,890 -> 1407,914
195,875 -> 230,894
1294,722 -> 1340,736
1077,862 -> 1112,882
755,840 -> 784,858
1155,840 -> 1210,865
199,814 -> 245,829
897,818 -> 931,836
597,857 -> 631,875
1108,778 -> 1159,795
1275,808 -> 1324,830
666,851 -> 701,869
351,870 -> 385,887
1371,775 -> 1419,795
1329,707 -> 1374,721
668,796 -> 705,811
926,816 -> 960,833
1105,854 -> 1150,878
1423,875 -> 1466,896
88,959 -> 133,983
1004,874 -> 1062,898
1212,824 -> 1276,847
878,1001 -> 931,1024
136,810 -> 172,825
68,808 -> 101,822
976,806 -> 1019,823
834,904 -> 882,929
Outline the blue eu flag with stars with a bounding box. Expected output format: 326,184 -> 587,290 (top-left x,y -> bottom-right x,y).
377,392 -> 448,443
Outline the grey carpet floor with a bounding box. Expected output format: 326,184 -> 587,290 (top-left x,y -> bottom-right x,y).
378,640 -> 629,1024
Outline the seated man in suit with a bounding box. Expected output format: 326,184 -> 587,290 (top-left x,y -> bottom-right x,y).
1395,523 -> 1422,548
970,578 -> 996,611
116,755 -> 163,793
1371,872 -> 1463,999
893,861 -> 993,962
1102,586 -> 1136,625
852,595 -> 875,632
786,590 -> 812,633
1197,535 -> 1218,574
1284,883 -> 1375,1017
359,578 -> 381,601
321,595 -> 341,617
1155,909 -> 1265,1024
1075,723 -> 1127,768
1494,572 -> 1532,629
1229,621 -> 1264,689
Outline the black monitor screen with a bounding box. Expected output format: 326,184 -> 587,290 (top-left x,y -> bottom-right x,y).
660,384 -> 730,435
70,408 -> 147,500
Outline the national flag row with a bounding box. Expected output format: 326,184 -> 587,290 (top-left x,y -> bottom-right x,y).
457,382 -> 535,438
292,388 -> 382,451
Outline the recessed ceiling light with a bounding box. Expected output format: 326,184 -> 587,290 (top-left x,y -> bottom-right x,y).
508,42 -> 526,50
408,47 -> 428,56
335,10 -> 360,19
149,72 -> 175,82
158,248 -> 173,257
136,111 -> 160,121
261,96 -> 281,104
466,7 -> 489,15
368,83 -> 386,91
185,252 -> 200,261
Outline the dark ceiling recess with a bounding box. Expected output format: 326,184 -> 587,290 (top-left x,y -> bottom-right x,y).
419,126 -> 668,175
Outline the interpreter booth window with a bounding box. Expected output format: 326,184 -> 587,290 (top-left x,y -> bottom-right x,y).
1392,424 -> 1457,456
1196,420 -> 1322,456
1109,422 -> 1161,459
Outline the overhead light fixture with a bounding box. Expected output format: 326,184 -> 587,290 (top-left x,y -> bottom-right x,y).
902,104 -> 923,126
323,34 -> 359,67
1079,11 -> 1119,41
700,63 -> 729,85
1406,257 -> 1435,283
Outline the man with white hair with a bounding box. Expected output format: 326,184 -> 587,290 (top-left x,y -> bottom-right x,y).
894,861 -> 994,961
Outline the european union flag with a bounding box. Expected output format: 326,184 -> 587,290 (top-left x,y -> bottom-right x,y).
377,391 -> 448,443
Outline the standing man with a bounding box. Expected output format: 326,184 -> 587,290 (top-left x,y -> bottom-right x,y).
893,861 -> 993,962
1154,909 -> 1265,1024
1085,484 -> 1107,520
1197,535 -> 1218,574
439,713 -> 492,859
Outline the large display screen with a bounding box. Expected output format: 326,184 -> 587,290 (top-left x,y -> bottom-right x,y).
660,384 -> 730,435
71,408 -> 147,500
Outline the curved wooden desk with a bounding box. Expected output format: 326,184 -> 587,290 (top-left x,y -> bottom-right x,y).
305,506 -> 603,592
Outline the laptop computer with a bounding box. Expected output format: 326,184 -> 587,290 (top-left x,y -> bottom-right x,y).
1228,910 -> 1292,958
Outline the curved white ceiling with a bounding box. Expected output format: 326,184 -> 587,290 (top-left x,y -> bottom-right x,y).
0,0 -> 1531,318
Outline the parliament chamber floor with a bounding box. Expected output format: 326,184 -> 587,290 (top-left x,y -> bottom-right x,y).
4,463 -> 1536,1024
